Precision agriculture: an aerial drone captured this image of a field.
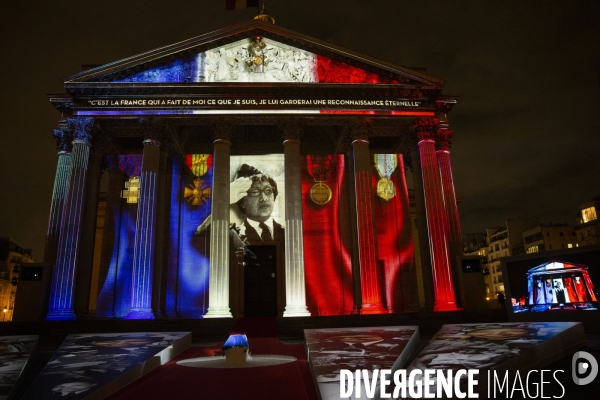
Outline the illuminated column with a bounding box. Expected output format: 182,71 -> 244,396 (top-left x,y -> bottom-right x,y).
205,119 -> 234,318
409,143 -> 435,310
125,117 -> 163,320
436,127 -> 465,307
74,137 -> 104,316
414,118 -> 457,311
152,146 -> 169,317
166,154 -> 183,317
281,118 -> 310,317
95,154 -> 125,317
47,117 -> 95,321
397,153 -> 420,311
43,124 -> 72,265
350,118 -> 385,314
435,129 -> 461,247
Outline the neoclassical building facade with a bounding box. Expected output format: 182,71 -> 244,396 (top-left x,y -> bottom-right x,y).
44,17 -> 463,320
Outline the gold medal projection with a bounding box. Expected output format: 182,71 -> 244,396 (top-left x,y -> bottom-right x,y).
374,154 -> 398,201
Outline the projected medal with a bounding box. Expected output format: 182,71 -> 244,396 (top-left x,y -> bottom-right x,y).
307,155 -> 333,205
310,182 -> 332,205
374,154 -> 397,201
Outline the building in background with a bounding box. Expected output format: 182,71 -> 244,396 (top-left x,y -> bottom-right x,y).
575,196 -> 600,247
523,224 -> 580,254
0,237 -> 34,321
463,233 -> 488,258
485,217 -> 539,302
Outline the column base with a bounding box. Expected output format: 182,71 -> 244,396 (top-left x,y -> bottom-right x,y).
433,302 -> 460,312
283,305 -> 311,317
123,308 -> 155,320
360,303 -> 387,315
204,307 -> 232,318
46,309 -> 76,321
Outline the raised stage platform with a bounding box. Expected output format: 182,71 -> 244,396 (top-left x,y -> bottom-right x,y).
3,310 -> 599,399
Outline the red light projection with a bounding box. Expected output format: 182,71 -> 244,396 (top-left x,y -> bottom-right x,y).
353,143 -> 385,314
302,155 -> 354,316
418,138 -> 457,311
436,131 -> 462,246
319,110 -> 435,116
316,55 -> 400,84
372,155 -> 415,312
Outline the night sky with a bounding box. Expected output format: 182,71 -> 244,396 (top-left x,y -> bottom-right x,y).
1,1 -> 599,260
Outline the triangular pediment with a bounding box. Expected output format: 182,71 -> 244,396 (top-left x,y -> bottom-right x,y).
528,261 -> 585,273
66,20 -> 443,88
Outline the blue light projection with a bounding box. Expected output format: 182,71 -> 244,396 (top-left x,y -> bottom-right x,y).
77,110 -> 195,116
175,167 -> 213,318
93,154 -> 212,319
165,155 -> 183,317
47,118 -> 94,321
115,55 -> 199,83
96,203 -> 136,318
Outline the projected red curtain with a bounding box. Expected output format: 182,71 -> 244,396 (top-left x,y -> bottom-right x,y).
372,154 -> 414,312
302,155 -> 354,315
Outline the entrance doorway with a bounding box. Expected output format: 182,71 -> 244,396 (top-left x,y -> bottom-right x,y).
244,245 -> 278,317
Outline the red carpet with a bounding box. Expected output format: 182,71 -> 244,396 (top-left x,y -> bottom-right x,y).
107,337 -> 318,400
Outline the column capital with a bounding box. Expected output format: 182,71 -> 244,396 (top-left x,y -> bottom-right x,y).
435,128 -> 454,151
53,125 -> 73,153
67,117 -> 95,145
348,117 -> 373,144
211,117 -> 235,142
139,117 -> 165,144
279,116 -> 304,143
413,117 -> 439,142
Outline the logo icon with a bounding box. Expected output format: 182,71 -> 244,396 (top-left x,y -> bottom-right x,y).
572,351 -> 598,385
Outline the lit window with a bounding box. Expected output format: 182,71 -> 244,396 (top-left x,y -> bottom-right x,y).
582,207 -> 597,223
526,246 -> 539,254
568,243 -> 573,248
